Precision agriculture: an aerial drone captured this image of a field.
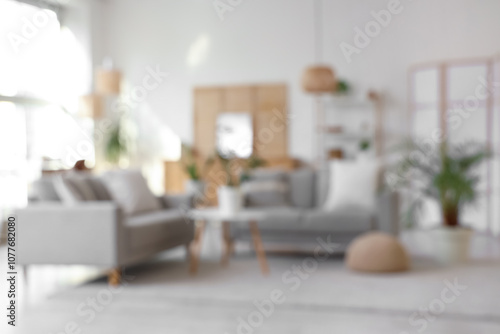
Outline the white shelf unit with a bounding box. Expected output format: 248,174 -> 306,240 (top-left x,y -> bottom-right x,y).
316,94 -> 383,164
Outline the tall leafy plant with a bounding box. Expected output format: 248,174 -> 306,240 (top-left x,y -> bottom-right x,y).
105,120 -> 127,165
392,141 -> 490,228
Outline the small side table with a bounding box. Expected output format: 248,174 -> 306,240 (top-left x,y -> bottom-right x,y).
188,209 -> 269,276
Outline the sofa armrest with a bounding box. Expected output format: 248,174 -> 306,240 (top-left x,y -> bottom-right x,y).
375,191 -> 400,235
159,194 -> 194,210
16,202 -> 125,266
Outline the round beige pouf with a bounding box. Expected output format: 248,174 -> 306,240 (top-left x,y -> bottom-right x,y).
346,232 -> 410,273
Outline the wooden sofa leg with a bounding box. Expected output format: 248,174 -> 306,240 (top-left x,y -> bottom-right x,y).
185,243 -> 191,262
108,267 -> 122,286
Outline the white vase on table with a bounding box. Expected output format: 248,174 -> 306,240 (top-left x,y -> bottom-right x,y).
217,186 -> 242,215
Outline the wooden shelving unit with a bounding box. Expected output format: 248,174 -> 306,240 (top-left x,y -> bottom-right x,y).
316,92 -> 383,165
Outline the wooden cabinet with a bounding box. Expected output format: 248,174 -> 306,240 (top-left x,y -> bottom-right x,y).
193,87 -> 222,157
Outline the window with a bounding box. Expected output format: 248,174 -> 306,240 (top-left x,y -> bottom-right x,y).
0,0 -> 91,218
409,60 -> 500,235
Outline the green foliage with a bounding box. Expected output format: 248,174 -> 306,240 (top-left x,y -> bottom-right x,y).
335,80 -> 350,94
105,121 -> 127,165
206,151 -> 267,187
391,141 -> 491,227
185,163 -> 199,180
239,154 -> 267,184
247,155 -> 266,169
218,153 -> 236,187
181,144 -> 200,180
359,138 -> 371,151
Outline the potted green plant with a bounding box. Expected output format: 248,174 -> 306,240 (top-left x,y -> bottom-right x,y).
358,138 -> 372,160
105,119 -> 128,167
204,151 -> 265,214
181,144 -> 206,198
392,141 -> 491,264
333,79 -> 350,96
210,151 -> 242,215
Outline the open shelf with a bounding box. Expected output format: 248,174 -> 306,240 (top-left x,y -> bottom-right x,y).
315,91 -> 383,164
325,96 -> 375,110
319,126 -> 372,139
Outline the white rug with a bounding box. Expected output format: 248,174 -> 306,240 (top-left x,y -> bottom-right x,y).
2,232 -> 500,334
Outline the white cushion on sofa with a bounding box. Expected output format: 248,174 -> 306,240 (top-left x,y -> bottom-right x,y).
241,180 -> 289,207
322,159 -> 379,212
101,170 -> 161,215
289,168 -> 315,209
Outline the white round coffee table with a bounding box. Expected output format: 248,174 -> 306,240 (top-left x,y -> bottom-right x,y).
188,208 -> 269,276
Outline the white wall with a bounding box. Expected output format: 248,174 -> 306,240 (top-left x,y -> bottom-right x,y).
62,0 -> 107,94
96,0 -> 500,162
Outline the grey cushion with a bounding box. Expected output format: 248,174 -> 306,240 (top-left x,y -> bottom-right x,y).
101,170 -> 162,215
31,176 -> 60,201
315,166 -> 329,208
160,194 -> 193,210
289,168 -> 315,209
53,174 -> 97,203
126,210 -> 192,251
67,176 -> 97,201
243,169 -> 290,207
88,177 -> 113,201
250,169 -> 288,182
303,207 -> 373,232
242,180 -> 289,207
32,174 -> 109,203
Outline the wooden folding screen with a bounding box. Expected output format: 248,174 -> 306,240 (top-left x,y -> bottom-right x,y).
164,83 -> 293,196
193,84 -> 289,161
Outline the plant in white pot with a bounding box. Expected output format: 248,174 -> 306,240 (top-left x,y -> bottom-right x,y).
104,118 -> 129,167
207,151 -> 267,214
392,141 -> 491,264
213,152 -> 242,215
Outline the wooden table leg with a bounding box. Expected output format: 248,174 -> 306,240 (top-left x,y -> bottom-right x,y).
189,220 -> 205,275
221,221 -> 234,267
249,220 -> 269,275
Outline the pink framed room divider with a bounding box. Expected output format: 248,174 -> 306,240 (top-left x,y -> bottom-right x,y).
408,55 -> 500,235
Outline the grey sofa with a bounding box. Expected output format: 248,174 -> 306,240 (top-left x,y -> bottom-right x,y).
17,176 -> 194,284
230,168 -> 399,249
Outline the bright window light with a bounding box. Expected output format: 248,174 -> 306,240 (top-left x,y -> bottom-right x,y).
0,102 -> 27,214
0,0 -> 92,214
